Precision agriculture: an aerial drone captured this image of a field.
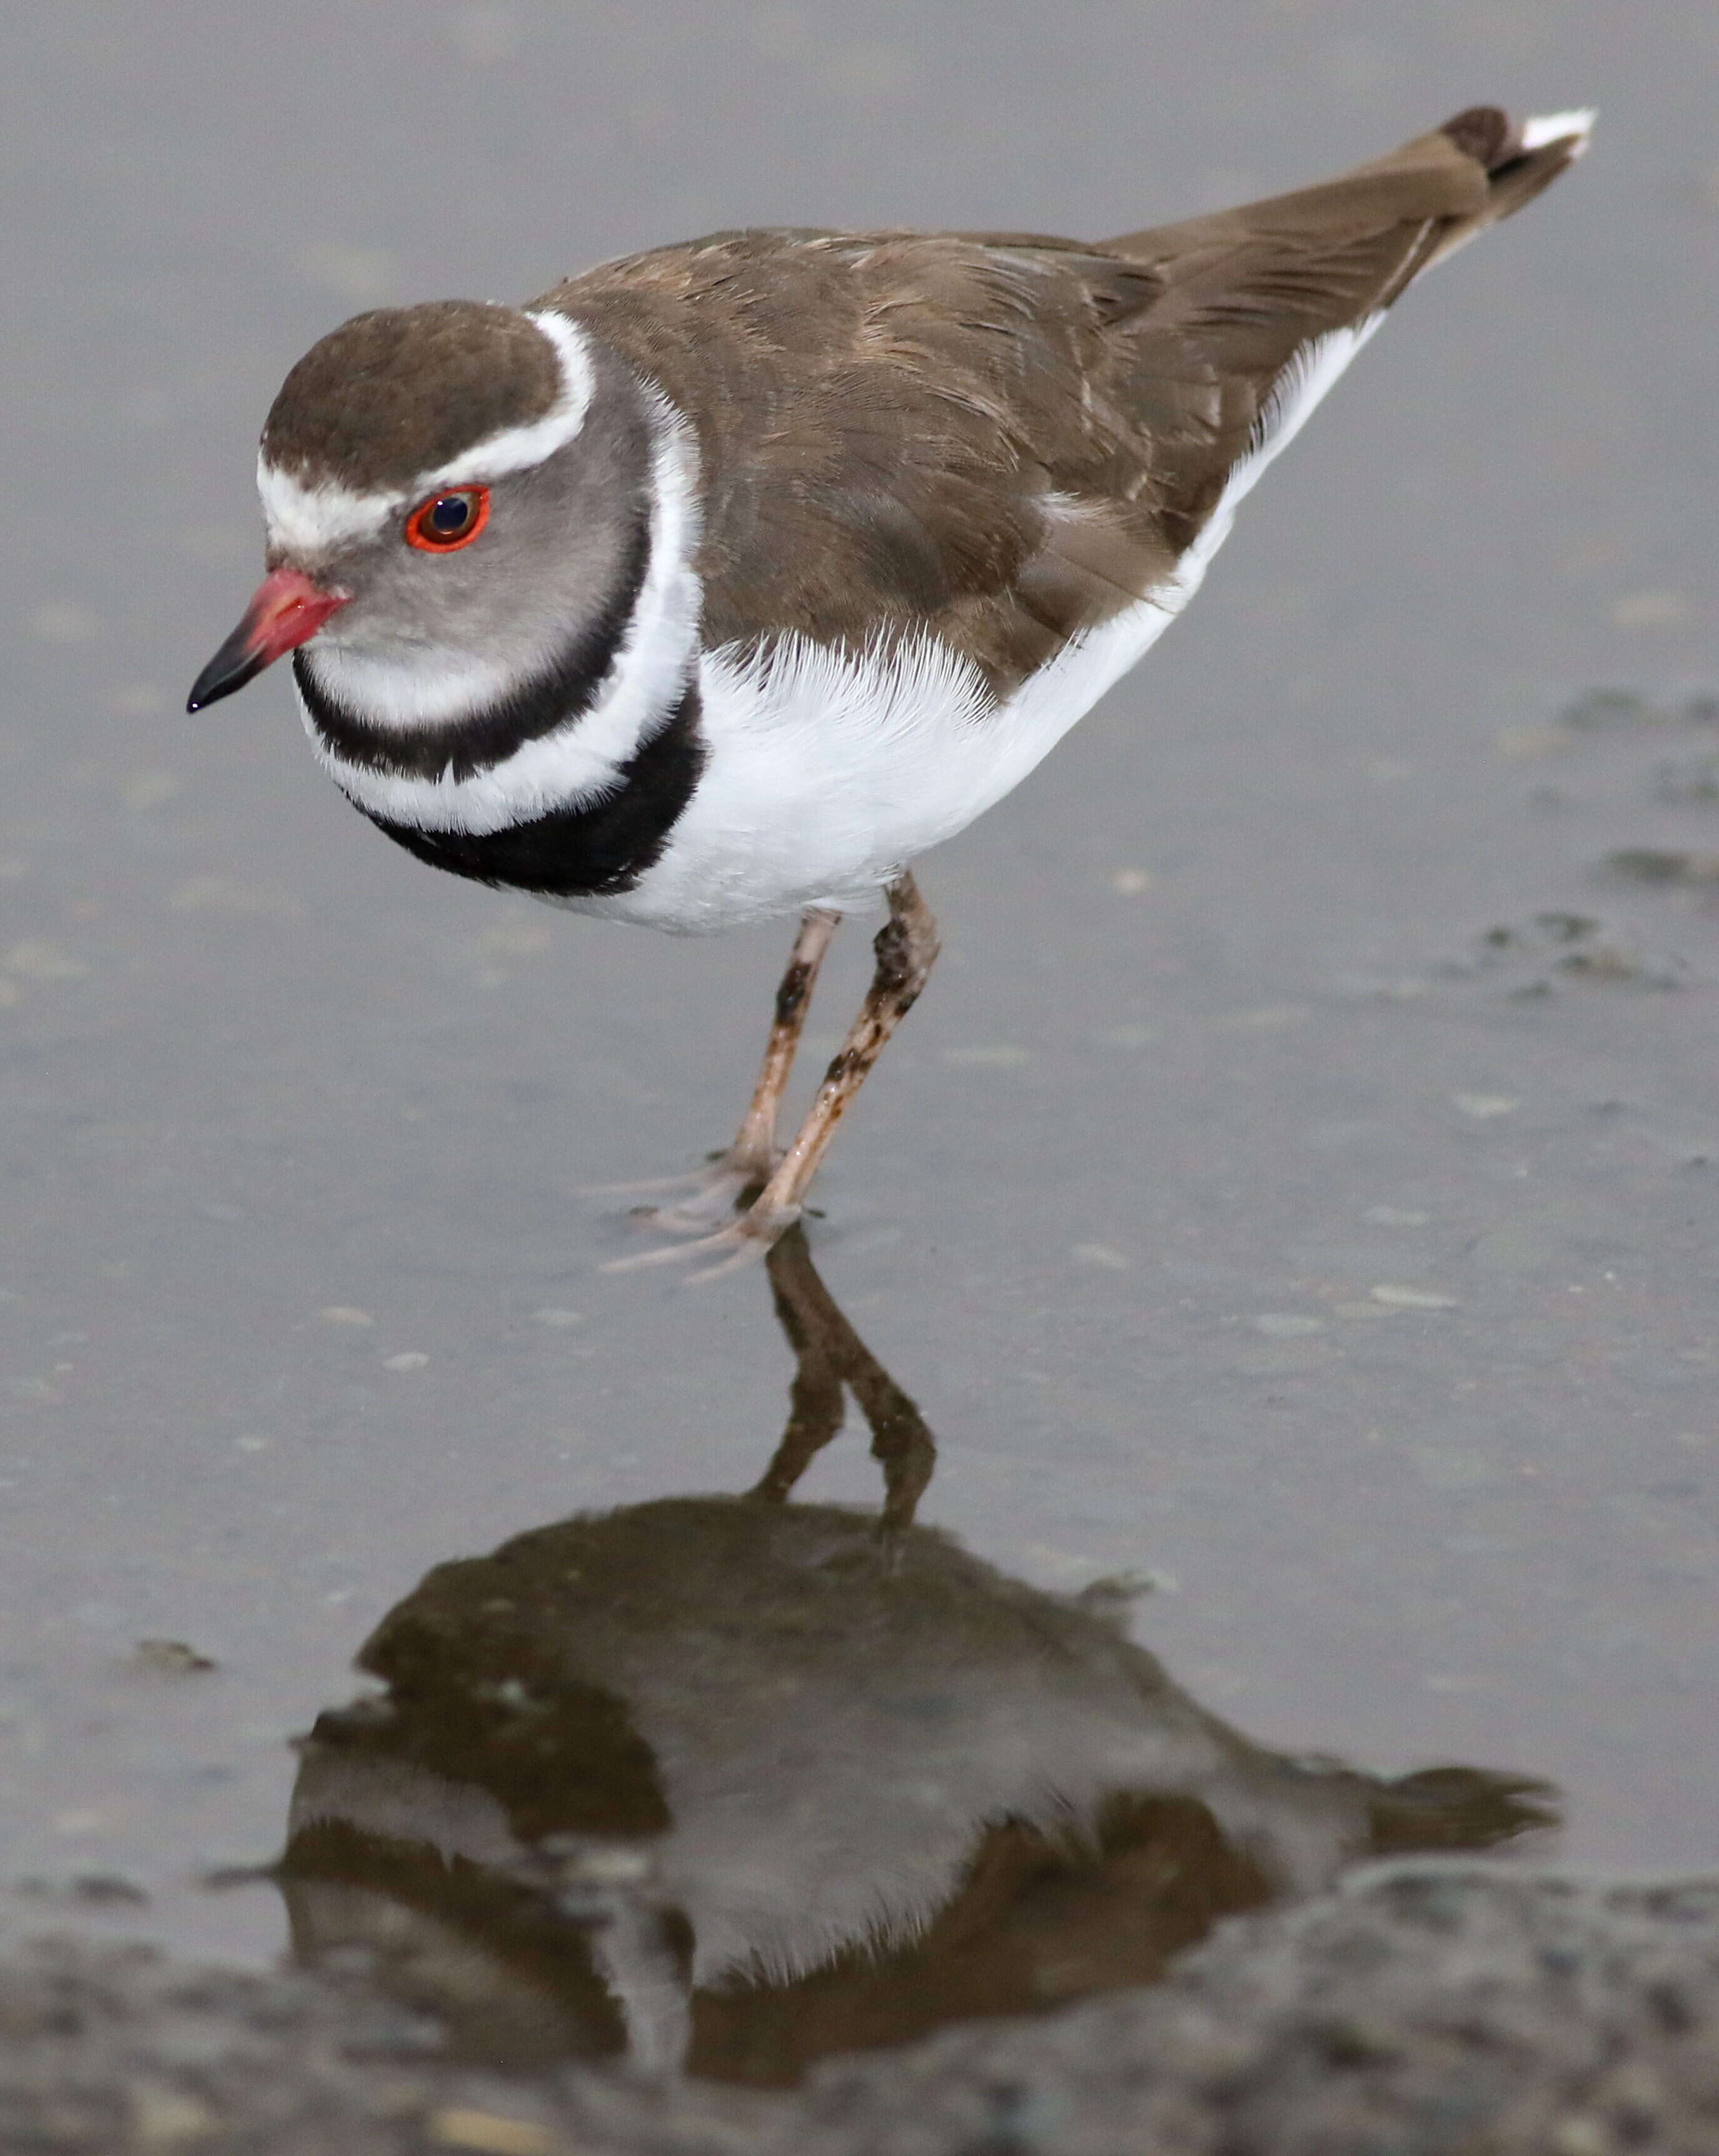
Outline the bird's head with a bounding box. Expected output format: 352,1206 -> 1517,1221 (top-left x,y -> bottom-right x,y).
187,300 -> 656,733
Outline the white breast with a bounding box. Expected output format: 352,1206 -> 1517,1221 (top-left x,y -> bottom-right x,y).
575,597 -> 1175,933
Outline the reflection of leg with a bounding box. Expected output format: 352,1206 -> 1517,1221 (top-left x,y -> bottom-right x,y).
847,1342 -> 937,1534
612,874 -> 940,1276
752,1226 -> 848,1503
752,1223 -> 936,1528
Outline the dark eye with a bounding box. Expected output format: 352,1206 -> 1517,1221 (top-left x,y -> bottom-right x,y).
405,485 -> 490,553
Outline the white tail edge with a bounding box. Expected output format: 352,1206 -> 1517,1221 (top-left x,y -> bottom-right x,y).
1520,108 -> 1597,155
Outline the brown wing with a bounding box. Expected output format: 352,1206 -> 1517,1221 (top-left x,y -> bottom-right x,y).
1089,107 -> 1585,553
535,107 -> 1584,692
538,228 -> 1169,690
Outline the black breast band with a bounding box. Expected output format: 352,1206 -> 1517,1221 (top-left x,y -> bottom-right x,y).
292,504 -> 653,783
361,679 -> 706,899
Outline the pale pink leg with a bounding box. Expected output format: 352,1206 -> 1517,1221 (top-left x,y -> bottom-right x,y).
724,906 -> 843,1181
608,873 -> 939,1278
592,907 -> 839,1226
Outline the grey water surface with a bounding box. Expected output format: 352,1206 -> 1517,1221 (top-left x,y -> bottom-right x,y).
2,0 -> 1716,2068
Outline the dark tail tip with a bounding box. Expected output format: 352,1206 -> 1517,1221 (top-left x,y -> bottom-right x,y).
1440,104 -> 1515,171
1441,101 -> 1595,176
1438,102 -> 1594,229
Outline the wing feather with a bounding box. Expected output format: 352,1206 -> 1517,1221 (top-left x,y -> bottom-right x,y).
538,107 -> 1585,690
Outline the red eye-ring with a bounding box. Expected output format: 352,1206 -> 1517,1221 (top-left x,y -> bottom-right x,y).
405,485 -> 491,553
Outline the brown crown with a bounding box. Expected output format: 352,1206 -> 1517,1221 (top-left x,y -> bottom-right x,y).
261,300 -> 561,492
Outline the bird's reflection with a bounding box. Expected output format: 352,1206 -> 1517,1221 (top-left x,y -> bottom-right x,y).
278,1229 -> 1556,2087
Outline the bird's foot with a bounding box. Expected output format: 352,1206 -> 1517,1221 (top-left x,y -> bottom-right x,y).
585,1147 -> 779,1233
602,1197 -> 804,1281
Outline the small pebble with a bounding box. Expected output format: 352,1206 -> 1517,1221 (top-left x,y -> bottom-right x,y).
318,1306 -> 374,1326
1561,688 -> 1660,730
4,939 -> 86,981
122,771 -> 178,808
1550,2118 -> 1610,2156
1451,1092 -> 1518,1120
1494,723 -> 1571,760
1608,847 -> 1719,886
133,2085 -> 218,2148
1369,1284 -> 1459,1311
129,1640 -> 217,1676
1610,590 -> 1686,630
476,920 -> 553,957
426,2109 -> 554,2155
560,1845 -> 652,1885
113,685 -> 166,718
294,242 -> 401,305
17,1872 -> 147,1906
383,1351 -> 430,1372
31,601 -> 100,643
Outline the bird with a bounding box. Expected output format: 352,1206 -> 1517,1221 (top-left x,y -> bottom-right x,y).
188,104 -> 1591,1274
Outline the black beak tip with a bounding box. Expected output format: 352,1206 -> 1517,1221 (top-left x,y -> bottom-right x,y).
186,628 -> 265,715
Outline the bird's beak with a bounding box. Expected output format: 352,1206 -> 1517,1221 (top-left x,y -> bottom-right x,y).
186,567 -> 349,712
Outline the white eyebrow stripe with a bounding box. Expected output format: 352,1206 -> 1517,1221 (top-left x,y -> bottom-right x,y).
255,461 -> 400,555
430,309 -> 595,486
255,308 -> 595,557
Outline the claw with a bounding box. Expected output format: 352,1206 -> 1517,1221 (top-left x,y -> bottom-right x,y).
642,1173 -> 760,1234
583,1148 -> 779,1209
602,1203 -> 803,1280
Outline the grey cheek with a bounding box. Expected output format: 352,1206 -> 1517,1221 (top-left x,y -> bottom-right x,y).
330,540 -> 548,670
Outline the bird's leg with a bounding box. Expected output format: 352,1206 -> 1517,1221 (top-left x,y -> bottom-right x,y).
751,1222 -> 937,1531
725,905 -> 843,1184
593,907 -> 839,1224
753,872 -> 939,1226
608,874 -> 939,1277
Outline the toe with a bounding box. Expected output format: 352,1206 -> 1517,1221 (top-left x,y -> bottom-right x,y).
601,1199 -> 802,1279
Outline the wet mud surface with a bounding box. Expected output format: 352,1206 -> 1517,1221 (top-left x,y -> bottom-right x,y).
3,0 -> 1718,2145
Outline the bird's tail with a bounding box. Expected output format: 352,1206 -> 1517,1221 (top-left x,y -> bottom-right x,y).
1104,103 -> 1594,294
1388,104 -> 1595,278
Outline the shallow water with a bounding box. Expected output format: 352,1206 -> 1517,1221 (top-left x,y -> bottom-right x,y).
3,0 -> 1717,2082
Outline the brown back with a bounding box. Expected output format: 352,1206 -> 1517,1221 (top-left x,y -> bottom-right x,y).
537,108 -> 1584,691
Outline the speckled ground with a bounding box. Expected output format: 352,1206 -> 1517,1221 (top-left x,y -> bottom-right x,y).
4,1869 -> 1719,2154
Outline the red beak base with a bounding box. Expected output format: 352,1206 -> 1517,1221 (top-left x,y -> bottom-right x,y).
186,568 -> 348,712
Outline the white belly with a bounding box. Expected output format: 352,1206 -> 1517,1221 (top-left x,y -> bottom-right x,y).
583,593 -> 1179,932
